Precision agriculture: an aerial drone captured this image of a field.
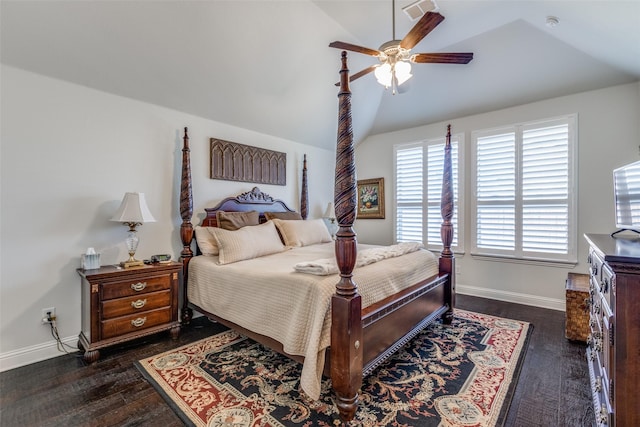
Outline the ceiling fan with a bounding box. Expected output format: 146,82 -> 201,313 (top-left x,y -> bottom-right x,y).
329,0 -> 473,94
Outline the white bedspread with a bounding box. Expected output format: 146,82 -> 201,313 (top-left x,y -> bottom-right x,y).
187,242 -> 438,400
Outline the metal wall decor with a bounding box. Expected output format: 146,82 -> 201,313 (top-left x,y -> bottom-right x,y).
210,138 -> 286,186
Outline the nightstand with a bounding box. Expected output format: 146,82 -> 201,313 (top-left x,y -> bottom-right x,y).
77,262 -> 181,362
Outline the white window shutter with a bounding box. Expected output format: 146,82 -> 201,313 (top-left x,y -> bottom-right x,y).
395,146 -> 423,243
522,124 -> 569,254
472,115 -> 576,263
475,132 -> 516,251
395,138 -> 462,251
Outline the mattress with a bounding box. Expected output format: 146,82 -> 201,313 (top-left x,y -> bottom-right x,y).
187,242 -> 439,400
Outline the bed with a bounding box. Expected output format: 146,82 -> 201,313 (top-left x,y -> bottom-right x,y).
178,51 -> 455,423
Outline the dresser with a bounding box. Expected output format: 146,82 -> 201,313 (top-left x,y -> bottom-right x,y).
77,262 -> 181,362
585,233 -> 640,427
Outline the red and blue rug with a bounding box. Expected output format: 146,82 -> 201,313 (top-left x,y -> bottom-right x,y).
136,309 -> 531,426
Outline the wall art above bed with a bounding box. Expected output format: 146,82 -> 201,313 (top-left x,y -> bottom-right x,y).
210,138 -> 286,186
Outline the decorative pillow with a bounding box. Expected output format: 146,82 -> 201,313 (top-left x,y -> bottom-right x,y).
194,226 -> 219,255
210,220 -> 286,265
272,218 -> 333,247
216,210 -> 259,230
264,211 -> 303,221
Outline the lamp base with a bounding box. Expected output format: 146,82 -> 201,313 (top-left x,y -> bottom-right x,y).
121,259 -> 145,268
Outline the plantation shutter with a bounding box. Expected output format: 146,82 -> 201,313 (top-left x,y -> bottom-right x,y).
522,123 -> 569,254
473,115 -> 575,262
475,132 -> 516,251
395,138 -> 462,251
396,146 -> 423,243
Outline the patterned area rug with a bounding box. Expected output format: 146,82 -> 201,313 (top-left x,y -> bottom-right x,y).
136,310 -> 531,426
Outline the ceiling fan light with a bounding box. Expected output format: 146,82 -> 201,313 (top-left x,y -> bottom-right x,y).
375,62 -> 392,87
395,61 -> 412,85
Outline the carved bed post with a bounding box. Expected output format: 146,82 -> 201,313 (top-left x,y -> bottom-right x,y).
440,124 -> 456,324
179,127 -> 194,325
331,51 -> 362,423
300,154 -> 308,219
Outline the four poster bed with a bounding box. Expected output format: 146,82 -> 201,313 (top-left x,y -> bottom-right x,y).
178,51 -> 456,423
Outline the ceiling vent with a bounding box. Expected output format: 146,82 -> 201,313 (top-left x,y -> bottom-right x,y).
402,0 -> 439,21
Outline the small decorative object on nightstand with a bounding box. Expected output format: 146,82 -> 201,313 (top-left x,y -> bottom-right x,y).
77,262 -> 181,363
110,192 -> 156,268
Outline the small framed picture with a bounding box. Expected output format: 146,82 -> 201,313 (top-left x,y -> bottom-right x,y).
357,178 -> 385,219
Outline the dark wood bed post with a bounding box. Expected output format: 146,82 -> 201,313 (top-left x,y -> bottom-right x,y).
179,127 -> 194,325
300,154 -> 308,219
440,124 -> 456,324
331,51 -> 362,423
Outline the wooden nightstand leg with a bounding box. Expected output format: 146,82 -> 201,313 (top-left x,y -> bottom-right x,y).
83,349 -> 100,363
170,325 -> 180,340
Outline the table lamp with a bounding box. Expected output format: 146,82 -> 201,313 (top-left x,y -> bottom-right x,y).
324,202 -> 338,238
110,192 -> 156,268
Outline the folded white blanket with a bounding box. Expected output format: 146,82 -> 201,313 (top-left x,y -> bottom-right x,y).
294,241 -> 425,275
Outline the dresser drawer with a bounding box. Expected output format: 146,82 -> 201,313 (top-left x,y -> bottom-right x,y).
101,274 -> 171,300
101,307 -> 172,339
101,290 -> 171,319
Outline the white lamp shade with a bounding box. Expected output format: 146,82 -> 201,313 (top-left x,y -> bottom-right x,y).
324,202 -> 336,219
395,61 -> 412,85
110,192 -> 156,223
374,63 -> 392,87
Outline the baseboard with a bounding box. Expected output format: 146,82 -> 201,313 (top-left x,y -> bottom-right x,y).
457,284 -> 565,311
0,335 -> 77,373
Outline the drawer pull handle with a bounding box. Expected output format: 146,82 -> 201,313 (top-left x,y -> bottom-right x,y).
131,317 -> 146,327
599,405 -> 608,425
131,299 -> 147,309
131,282 -> 147,292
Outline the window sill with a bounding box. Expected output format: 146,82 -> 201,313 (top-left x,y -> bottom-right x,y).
470,252 -> 578,268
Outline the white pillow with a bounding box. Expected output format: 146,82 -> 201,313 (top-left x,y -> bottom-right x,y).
210,220 -> 286,265
272,218 -> 333,247
194,226 -> 218,255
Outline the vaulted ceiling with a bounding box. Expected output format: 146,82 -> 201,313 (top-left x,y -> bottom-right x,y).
2,1 -> 639,151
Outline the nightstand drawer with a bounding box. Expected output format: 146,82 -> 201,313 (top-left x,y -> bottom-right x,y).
101,290 -> 171,319
101,307 -> 172,339
101,274 -> 170,300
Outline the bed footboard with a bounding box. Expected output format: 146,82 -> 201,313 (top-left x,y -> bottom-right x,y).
361,274 -> 449,375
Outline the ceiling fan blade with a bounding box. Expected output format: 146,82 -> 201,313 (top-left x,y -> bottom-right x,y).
410,52 -> 474,64
329,41 -> 381,57
400,12 -> 445,50
334,65 -> 378,86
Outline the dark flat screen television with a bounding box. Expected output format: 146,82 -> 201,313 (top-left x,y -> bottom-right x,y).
613,160 -> 640,237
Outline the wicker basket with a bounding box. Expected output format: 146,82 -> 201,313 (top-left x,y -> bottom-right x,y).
565,273 -> 590,342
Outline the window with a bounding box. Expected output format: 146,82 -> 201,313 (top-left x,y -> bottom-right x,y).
471,115 -> 577,263
394,135 -> 463,252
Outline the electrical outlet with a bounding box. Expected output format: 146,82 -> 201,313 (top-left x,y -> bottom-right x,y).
41,307 -> 56,324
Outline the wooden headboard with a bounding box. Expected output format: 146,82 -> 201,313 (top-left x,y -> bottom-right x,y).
200,187 -> 297,227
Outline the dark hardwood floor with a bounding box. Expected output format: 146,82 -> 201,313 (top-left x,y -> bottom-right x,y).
0,295 -> 594,427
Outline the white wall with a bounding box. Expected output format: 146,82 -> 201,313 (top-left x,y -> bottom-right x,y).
0,65 -> 336,370
355,81 -> 640,309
